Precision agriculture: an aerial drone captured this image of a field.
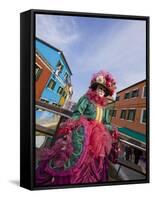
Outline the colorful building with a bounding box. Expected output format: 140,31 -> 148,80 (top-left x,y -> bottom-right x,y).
35,38 -> 73,106
110,80 -> 146,144
35,52 -> 52,100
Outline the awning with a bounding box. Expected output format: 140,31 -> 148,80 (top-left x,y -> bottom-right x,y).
118,127 -> 146,144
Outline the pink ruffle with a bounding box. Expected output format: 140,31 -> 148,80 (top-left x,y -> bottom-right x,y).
37,116 -> 114,184
86,89 -> 108,107
70,119 -> 112,184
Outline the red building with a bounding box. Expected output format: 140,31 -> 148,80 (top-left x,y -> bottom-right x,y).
111,80 -> 146,144
35,52 -> 52,100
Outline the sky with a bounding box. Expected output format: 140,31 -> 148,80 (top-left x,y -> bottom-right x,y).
36,14 -> 146,102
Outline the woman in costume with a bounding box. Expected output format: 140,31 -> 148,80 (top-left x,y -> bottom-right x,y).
36,70 -> 120,186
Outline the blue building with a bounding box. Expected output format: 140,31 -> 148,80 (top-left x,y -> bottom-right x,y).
36,38 -> 73,121
36,38 -> 73,106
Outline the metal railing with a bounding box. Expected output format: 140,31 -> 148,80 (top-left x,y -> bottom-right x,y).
36,100 -> 72,118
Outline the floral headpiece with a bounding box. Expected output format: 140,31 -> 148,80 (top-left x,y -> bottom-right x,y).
90,70 -> 117,96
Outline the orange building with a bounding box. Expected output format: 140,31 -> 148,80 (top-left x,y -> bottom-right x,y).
111,80 -> 146,143
35,52 -> 52,100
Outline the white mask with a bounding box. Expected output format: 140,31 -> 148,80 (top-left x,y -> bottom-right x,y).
96,88 -> 105,97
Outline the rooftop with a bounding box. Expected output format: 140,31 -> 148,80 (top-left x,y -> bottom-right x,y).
36,37 -> 72,75
117,79 -> 146,94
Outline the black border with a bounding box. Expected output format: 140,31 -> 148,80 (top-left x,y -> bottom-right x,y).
20,9 -> 150,190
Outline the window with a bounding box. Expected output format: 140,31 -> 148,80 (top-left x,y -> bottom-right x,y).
109,110 -> 113,116
47,79 -> 56,90
64,72 -> 68,79
57,86 -> 63,95
57,61 -> 63,69
35,64 -> 42,80
64,93 -> 67,99
127,109 -> 136,121
141,109 -> 146,123
112,110 -> 117,117
124,92 -> 130,99
143,86 -> 146,98
55,61 -> 63,76
40,98 -> 49,104
120,110 -> 127,119
63,91 -> 67,99
109,110 -> 116,117
131,89 -> 139,98
116,96 -> 120,101
52,103 -> 59,107
64,73 -> 69,83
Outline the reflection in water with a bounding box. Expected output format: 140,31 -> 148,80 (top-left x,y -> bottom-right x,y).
35,110 -> 61,149
36,110 -> 61,128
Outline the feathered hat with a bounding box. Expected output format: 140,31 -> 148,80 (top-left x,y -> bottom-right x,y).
90,71 -> 117,96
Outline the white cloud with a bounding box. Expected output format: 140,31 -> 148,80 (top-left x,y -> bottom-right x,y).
72,20 -> 146,92
36,14 -> 80,52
